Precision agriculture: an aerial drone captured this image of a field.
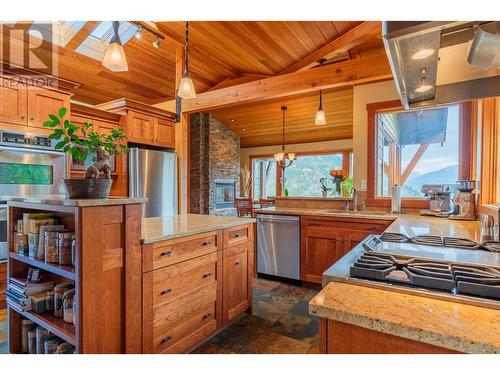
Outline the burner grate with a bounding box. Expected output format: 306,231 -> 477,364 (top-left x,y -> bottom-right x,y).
349,251 -> 500,301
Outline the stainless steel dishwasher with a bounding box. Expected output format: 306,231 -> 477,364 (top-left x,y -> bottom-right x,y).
256,214 -> 300,280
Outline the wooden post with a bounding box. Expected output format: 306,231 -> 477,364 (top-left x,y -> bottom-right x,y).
175,46 -> 190,214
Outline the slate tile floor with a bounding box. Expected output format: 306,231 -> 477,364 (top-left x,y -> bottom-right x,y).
193,278 -> 320,354
0,278 -> 320,354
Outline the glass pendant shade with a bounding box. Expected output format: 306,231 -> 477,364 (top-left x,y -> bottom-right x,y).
288,153 -> 296,161
178,76 -> 197,99
315,109 -> 326,125
274,152 -> 284,162
102,42 -> 128,72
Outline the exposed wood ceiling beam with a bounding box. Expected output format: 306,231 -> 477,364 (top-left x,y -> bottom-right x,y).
207,74 -> 272,92
63,21 -> 99,53
155,52 -> 392,113
279,21 -> 382,74
155,23 -> 240,78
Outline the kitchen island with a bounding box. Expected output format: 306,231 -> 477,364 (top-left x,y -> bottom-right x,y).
5,196 -> 255,354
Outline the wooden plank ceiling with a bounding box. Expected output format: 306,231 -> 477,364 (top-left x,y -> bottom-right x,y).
210,87 -> 354,148
1,21 -> 373,105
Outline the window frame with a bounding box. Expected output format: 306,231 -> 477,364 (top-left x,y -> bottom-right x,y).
248,148 -> 353,200
367,100 -> 473,209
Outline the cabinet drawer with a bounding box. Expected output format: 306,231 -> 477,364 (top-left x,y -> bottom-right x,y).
153,282 -> 217,331
302,217 -> 391,233
149,253 -> 217,307
154,304 -> 216,353
143,231 -> 221,272
223,224 -> 253,248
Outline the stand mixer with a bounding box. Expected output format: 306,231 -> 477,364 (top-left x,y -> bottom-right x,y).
449,180 -> 476,221
420,184 -> 455,217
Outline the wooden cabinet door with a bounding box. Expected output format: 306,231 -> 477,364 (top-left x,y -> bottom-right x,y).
154,118 -> 175,148
342,231 -> 372,253
0,79 -> 27,126
127,111 -> 154,144
97,120 -> 118,136
223,244 -> 249,325
301,230 -> 344,283
27,88 -> 70,129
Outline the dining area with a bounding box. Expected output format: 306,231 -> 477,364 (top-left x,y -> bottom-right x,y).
235,198 -> 276,217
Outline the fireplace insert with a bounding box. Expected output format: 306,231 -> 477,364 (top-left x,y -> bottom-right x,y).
214,179 -> 235,209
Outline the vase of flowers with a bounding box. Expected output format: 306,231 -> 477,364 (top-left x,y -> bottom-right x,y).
43,107 -> 128,199
320,177 -> 331,198
329,169 -> 347,197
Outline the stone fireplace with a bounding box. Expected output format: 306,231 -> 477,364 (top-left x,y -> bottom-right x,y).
190,113 -> 240,216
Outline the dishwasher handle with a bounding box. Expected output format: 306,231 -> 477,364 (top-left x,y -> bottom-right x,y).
257,214 -> 300,223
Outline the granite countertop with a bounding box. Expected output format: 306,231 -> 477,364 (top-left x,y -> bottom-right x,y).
142,214 -> 256,244
254,207 -> 482,240
309,282 -> 500,353
6,195 -> 148,207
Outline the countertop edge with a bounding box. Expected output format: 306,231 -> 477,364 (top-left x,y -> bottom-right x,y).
6,196 -> 148,207
141,218 -> 256,244
309,282 -> 499,354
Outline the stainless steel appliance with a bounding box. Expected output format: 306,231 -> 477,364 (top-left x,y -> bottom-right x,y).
324,233 -> 500,309
129,147 -> 177,218
382,21 -> 500,109
256,214 -> 300,280
420,184 -> 454,217
450,180 -> 477,221
0,130 -> 67,197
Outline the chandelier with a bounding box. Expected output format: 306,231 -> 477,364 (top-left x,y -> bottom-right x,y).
274,106 -> 295,169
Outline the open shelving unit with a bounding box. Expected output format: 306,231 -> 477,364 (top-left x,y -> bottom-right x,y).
6,201 -> 80,354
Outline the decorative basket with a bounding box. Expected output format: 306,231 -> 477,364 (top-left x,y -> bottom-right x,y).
63,178 -> 113,199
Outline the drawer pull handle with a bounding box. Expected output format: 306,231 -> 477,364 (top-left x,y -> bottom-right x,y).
160,335 -> 172,345
160,288 -> 172,295
202,240 -> 213,246
160,250 -> 172,256
202,313 -> 212,320
202,272 -> 212,278
235,261 -> 241,266
234,233 -> 242,238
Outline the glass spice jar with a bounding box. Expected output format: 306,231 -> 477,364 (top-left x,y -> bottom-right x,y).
71,233 -> 76,266
54,283 -> 73,318
62,289 -> 75,324
35,326 -> 48,354
45,290 -> 55,313
44,231 -> 59,263
58,231 -> 73,266
28,328 -> 37,354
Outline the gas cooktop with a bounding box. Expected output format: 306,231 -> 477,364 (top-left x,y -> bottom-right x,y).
341,235 -> 500,309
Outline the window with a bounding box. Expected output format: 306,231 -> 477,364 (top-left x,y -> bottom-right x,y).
75,21 -> 139,61
375,104 -> 462,198
284,153 -> 345,197
26,22 -> 86,47
252,158 -> 276,199
251,151 -> 352,199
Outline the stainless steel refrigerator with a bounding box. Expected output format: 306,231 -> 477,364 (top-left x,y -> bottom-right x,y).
129,147 -> 178,218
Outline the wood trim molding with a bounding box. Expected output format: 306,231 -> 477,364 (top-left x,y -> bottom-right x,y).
459,101 -> 473,180
96,98 -> 176,119
71,103 -> 122,123
479,97 -> 499,205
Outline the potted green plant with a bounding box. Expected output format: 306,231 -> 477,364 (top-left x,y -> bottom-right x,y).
43,107 -> 128,199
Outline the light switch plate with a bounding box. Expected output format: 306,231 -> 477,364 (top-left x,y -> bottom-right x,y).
361,180 -> 367,190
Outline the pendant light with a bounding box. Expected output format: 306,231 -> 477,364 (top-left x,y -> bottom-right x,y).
178,21 -> 197,99
274,106 -> 295,168
315,89 -> 327,125
315,59 -> 327,125
102,21 -> 128,72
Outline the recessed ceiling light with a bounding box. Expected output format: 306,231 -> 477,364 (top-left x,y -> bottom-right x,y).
230,119 -> 235,122
152,38 -> 160,48
411,48 -> 435,60
134,27 -> 142,40
242,128 -> 246,131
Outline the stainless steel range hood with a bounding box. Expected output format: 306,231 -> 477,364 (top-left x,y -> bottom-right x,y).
383,21 -> 500,109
